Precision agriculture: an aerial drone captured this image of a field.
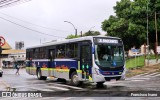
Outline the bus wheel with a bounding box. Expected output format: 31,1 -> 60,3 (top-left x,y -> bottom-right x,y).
96,82 -> 104,88
71,72 -> 81,86
37,69 -> 47,80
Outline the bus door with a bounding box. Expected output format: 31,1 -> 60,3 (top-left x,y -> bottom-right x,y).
27,50 -> 33,75
80,43 -> 92,80
49,49 -> 55,68
48,49 -> 55,76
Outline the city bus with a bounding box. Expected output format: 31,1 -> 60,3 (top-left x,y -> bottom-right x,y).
26,36 -> 126,86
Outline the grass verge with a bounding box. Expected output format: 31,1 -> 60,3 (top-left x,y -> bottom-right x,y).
126,56 -> 145,70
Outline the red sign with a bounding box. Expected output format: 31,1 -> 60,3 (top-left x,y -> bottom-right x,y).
0,36 -> 5,46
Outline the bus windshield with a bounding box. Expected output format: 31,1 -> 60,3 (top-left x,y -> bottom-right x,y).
95,44 -> 124,68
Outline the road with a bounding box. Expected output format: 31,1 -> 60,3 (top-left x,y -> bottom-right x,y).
0,68 -> 160,99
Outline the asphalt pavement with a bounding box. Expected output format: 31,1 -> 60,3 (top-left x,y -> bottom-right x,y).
0,68 -> 160,99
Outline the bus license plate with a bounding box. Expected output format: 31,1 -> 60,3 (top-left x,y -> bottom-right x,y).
110,79 -> 116,82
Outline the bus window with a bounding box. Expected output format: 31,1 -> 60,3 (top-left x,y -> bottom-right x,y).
33,48 -> 39,59
49,49 -> 55,59
95,44 -> 124,67
39,47 -> 46,59
66,43 -> 78,58
56,45 -> 65,58
29,49 -> 33,59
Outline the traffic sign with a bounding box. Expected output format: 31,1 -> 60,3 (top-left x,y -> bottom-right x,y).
0,36 -> 5,46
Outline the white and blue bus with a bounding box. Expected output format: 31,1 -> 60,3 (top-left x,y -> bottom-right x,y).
26,36 -> 126,86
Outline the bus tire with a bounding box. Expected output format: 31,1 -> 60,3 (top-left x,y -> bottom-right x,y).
71,71 -> 81,86
37,69 -> 47,80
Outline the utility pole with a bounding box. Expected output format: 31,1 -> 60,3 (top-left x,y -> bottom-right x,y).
81,31 -> 83,37
146,0 -> 149,65
155,12 -> 158,62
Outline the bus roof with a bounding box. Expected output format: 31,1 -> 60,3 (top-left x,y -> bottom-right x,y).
26,36 -> 121,49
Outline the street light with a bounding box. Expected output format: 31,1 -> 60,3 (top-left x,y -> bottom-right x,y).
64,21 -> 77,36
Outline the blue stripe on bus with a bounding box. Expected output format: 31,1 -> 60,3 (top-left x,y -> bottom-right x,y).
27,60 -> 78,69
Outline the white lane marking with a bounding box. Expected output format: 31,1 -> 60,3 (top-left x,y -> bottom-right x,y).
144,72 -> 160,77
38,97 -> 57,100
133,72 -> 150,77
57,97 -> 75,100
130,80 -> 144,82
29,87 -> 54,91
12,84 -> 48,88
37,97 -> 57,100
104,82 -> 125,86
46,86 -> 69,91
48,83 -> 84,90
126,77 -> 150,80
152,73 -> 160,77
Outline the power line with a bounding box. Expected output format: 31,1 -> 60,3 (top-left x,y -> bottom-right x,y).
0,16 -> 66,38
0,0 -> 19,5
0,12 -> 73,33
0,0 -> 21,7
0,0 -> 31,8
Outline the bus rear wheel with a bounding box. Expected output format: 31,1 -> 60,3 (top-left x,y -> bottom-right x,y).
71,72 -> 82,86
37,69 -> 47,80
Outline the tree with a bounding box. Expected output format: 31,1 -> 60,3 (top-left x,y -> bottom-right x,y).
83,31 -> 100,36
66,34 -> 80,39
102,0 -> 160,51
66,31 -> 101,39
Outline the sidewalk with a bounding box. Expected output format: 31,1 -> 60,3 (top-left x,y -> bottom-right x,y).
145,59 -> 160,66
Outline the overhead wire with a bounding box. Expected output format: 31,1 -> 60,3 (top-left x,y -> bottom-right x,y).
0,0 -> 31,9
0,16 -> 66,38
0,12 -> 73,33
0,0 -> 70,38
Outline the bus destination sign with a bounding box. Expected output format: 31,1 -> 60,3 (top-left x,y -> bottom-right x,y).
94,38 -> 119,44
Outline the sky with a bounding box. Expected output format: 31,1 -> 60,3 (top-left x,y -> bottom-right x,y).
0,0 -> 120,49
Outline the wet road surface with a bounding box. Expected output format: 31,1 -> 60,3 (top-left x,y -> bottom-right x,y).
0,68 -> 160,99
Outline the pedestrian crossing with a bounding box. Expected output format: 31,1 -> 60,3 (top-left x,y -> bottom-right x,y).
9,71 -> 160,91
104,72 -> 160,86
11,81 -> 85,92
3,70 -> 160,92
130,72 -> 160,78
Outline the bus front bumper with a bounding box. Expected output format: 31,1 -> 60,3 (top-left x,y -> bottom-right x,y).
93,74 -> 125,82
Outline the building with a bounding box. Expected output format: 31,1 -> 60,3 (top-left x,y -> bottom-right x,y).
1,41 -> 26,68
15,41 -> 24,50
